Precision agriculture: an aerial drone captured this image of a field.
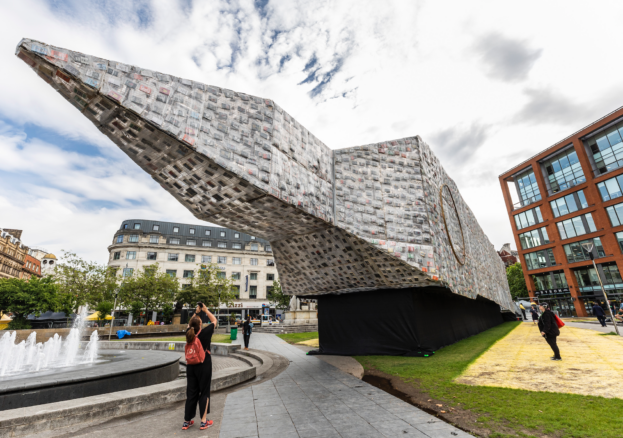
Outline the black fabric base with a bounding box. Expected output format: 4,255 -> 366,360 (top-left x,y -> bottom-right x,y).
317,287 -> 504,356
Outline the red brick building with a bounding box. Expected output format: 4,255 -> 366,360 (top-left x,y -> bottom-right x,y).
499,107 -> 623,317
498,243 -> 519,267
21,254 -> 42,280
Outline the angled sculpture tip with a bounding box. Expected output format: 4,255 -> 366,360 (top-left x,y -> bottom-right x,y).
14,38 -> 513,309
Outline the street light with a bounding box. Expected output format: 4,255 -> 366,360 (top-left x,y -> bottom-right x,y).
580,242 -> 620,336
108,288 -> 119,341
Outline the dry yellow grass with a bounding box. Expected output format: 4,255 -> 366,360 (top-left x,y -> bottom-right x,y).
456,323 -> 623,399
296,338 -> 319,347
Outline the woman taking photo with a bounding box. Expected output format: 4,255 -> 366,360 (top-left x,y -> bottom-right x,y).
182,303 -> 217,431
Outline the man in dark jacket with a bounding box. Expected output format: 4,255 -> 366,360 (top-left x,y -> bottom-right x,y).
592,302 -> 607,327
538,303 -> 561,361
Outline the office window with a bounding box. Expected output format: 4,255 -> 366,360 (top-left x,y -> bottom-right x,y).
267,259 -> 275,266
152,224 -> 159,231
518,227 -> 550,250
123,224 -> 128,229
542,148 -> 585,194
128,235 -> 139,243
596,174 -> 623,201
266,285 -> 273,296
147,252 -> 157,261
116,235 -> 124,243
113,252 -> 120,260
265,244 -> 272,252
168,253 -> 179,261
217,271 -> 226,279
232,272 -> 241,280
133,223 -> 141,229
185,254 -> 195,262
126,251 -> 136,260
563,237 -> 605,263
250,258 -> 258,266
617,232 -> 623,252
556,213 -> 597,240
205,230 -> 211,236
532,271 -> 567,291
513,207 -> 544,230
166,269 -> 177,278
220,231 -> 226,237
524,248 -> 556,271
189,228 -> 195,234
587,121 -> 623,175
249,285 -> 257,299
267,273 -> 274,281
232,243 -> 242,249
606,202 -> 623,227
150,235 -> 159,244
250,273 -> 258,280
232,285 -> 240,298
218,242 -> 227,248
170,238 -> 180,245
173,226 -> 179,233
218,256 -> 227,264
234,233 -> 240,239
550,190 -> 588,218
183,270 -> 194,278
515,168 -> 541,206
186,239 -> 197,246
123,268 -> 134,277
251,243 -> 258,251
573,263 -> 623,293
250,236 -> 256,240
202,240 -> 212,247
233,257 -> 241,265
201,256 -> 212,264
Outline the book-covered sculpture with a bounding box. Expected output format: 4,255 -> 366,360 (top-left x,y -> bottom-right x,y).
16,39 -> 513,354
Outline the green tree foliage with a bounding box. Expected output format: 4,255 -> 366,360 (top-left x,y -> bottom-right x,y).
0,276 -> 60,329
506,262 -> 528,300
267,279 -> 289,312
95,301 -> 114,324
175,264 -> 236,313
128,301 -> 144,325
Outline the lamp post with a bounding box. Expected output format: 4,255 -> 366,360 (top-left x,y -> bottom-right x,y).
581,242 -> 620,336
108,289 -> 119,341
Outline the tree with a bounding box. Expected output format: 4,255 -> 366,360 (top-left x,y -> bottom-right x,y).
175,264 -> 236,315
267,280 -> 289,314
128,301 -> 144,325
507,262 -> 528,300
95,301 -> 114,326
0,276 -> 60,329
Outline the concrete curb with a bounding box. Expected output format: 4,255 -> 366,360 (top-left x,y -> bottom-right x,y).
94,341 -> 240,356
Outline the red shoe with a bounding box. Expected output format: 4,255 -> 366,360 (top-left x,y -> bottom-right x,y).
200,420 -> 213,430
182,420 -> 194,430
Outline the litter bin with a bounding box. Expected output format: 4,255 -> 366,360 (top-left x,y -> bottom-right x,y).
230,326 -> 238,340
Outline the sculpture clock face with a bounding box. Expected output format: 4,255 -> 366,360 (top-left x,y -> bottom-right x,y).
440,184 -> 466,265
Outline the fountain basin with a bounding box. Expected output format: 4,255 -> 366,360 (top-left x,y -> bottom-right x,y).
0,350 -> 179,411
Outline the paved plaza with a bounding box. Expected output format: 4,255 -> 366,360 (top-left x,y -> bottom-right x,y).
220,333 -> 468,438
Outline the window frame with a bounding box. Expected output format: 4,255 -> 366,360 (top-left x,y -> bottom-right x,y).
146,252 -> 157,261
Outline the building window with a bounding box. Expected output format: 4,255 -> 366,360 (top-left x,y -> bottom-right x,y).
185,254 -> 195,262
232,285 -> 240,298
218,256 -> 227,264
133,223 -> 141,229
617,232 -> 623,252
518,228 -> 550,250
266,285 -> 273,296
116,235 -> 124,243
513,207 -> 544,230
250,285 -> 257,299
128,235 -> 139,243
532,271 -> 567,291
202,240 -> 212,247
524,248 -> 556,271
170,238 -> 180,245
220,231 -> 226,237
232,243 -> 242,249
563,237 -> 605,264
250,273 -> 258,280
606,202 -> 623,227
515,168 -> 541,207
113,252 -> 120,260
542,148 -> 585,195
265,244 -> 272,252
267,259 -> 275,266
183,270 -> 194,278
123,268 -> 134,277
233,257 -> 241,265
232,272 -> 241,280
234,232 -> 240,239
123,224 -> 128,229
218,242 -> 227,248
147,252 -> 157,260
250,236 -> 256,240
556,213 -> 597,240
550,190 -> 588,218
150,235 -> 159,244
217,271 -> 226,279
251,243 -> 258,251
186,239 -> 197,246
574,263 -> 622,295
205,230 -> 211,236
587,122 -> 623,175
250,258 -> 258,266
168,253 -> 179,261
201,255 -> 212,263
173,226 -> 180,233
267,273 -> 274,281
126,251 -> 136,260
166,269 -> 176,277
189,228 -> 195,234
152,224 -> 159,231
596,174 -> 623,201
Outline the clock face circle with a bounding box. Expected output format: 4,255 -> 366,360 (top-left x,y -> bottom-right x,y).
440,184 -> 466,265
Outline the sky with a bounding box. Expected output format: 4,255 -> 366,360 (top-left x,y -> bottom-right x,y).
2,0 -> 623,265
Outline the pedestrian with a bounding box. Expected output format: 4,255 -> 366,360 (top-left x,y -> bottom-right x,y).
592,302 -> 607,327
530,306 -> 539,324
519,303 -> 527,320
182,303 -> 217,431
538,303 -> 562,361
243,314 -> 253,351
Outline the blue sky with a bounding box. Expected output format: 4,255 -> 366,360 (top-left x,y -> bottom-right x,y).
2,0 -> 623,263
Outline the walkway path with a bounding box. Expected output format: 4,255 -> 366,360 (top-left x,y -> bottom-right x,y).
220,333 -> 469,438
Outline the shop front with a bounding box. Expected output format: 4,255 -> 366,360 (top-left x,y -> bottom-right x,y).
533,289 -> 576,317
216,301 -> 277,325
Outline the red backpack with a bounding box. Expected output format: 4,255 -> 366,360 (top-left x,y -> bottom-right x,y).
185,330 -> 206,365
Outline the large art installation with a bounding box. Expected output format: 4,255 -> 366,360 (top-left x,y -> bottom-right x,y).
16,39 -> 513,355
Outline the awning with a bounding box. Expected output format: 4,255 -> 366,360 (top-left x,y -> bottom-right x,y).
85,313 -> 114,321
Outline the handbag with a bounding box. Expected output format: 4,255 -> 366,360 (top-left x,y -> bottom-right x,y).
554,314 -> 565,329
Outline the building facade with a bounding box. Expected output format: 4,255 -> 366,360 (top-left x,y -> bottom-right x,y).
21,254 -> 42,280
107,219 -> 279,319
498,244 -> 519,268
0,228 -> 28,279
500,107 -> 623,317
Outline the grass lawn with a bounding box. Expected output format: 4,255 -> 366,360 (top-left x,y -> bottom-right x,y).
276,332 -> 318,344
112,334 -> 232,343
355,322 -> 623,438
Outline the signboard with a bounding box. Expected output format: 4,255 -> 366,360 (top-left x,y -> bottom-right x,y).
219,301 -> 272,309
534,288 -> 570,296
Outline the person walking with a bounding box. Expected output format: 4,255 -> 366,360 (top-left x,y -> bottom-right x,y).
519,303 -> 527,320
538,303 -> 561,361
182,304 -> 217,431
242,314 -> 253,351
530,306 -> 539,324
592,302 -> 607,327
